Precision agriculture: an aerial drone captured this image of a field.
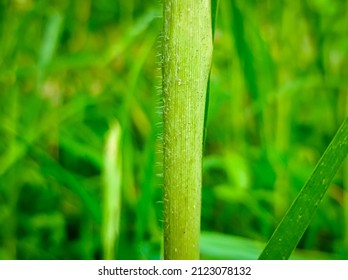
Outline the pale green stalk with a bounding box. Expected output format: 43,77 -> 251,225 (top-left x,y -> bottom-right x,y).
162,0 -> 213,259
101,121 -> 122,260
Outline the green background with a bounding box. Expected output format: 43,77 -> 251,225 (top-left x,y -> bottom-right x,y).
0,0 -> 347,259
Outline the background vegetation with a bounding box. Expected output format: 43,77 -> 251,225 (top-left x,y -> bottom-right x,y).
0,0 -> 347,260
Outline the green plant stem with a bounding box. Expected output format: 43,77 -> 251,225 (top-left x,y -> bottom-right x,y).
259,117 -> 348,260
162,0 -> 213,259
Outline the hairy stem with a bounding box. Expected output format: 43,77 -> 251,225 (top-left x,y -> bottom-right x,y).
162,0 -> 213,259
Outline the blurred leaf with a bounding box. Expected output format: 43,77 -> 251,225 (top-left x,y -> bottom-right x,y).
201,231 -> 337,260
39,11 -> 63,69
51,8 -> 160,69
230,2 -> 258,100
59,129 -> 102,169
201,231 -> 264,260
35,149 -> 102,224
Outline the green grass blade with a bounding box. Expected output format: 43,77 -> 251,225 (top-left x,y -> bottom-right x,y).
259,118 -> 348,260
211,0 -> 220,38
203,0 -> 220,146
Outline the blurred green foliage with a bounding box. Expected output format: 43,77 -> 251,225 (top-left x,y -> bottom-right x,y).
0,0 -> 347,259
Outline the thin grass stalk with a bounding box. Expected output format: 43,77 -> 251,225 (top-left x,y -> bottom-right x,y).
162,0 -> 213,259
102,121 -> 122,260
